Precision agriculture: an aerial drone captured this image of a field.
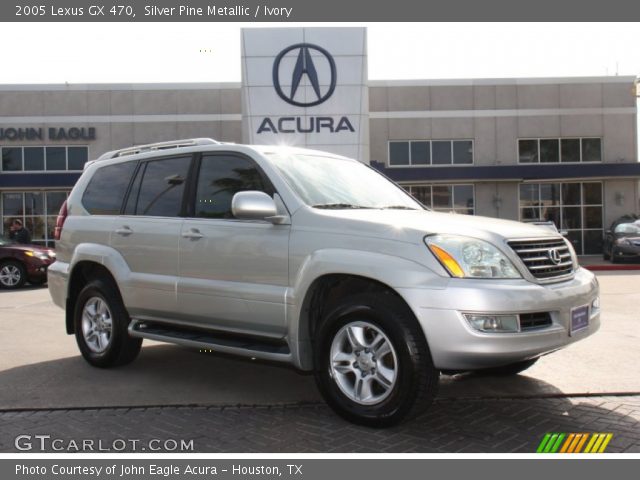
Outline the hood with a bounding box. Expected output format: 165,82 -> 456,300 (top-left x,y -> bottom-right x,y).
301,208 -> 561,245
4,243 -> 55,255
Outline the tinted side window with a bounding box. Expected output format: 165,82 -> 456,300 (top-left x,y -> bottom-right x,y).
133,156 -> 191,217
195,155 -> 266,219
82,161 -> 137,215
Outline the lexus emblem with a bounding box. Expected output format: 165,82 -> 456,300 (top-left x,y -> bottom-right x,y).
272,43 -> 337,107
548,248 -> 562,265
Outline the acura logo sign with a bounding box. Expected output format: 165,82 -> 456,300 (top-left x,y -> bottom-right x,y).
548,248 -> 562,265
272,43 -> 337,107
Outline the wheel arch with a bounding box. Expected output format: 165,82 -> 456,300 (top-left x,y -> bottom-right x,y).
287,249 -> 442,370
294,273 -> 418,371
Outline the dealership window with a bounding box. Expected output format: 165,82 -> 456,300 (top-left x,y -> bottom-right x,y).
1,190 -> 70,246
389,140 -> 473,166
518,138 -> 601,163
519,182 -> 603,254
1,146 -> 89,172
403,184 -> 475,214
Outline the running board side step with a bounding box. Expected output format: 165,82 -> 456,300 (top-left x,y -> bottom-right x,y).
128,320 -> 292,364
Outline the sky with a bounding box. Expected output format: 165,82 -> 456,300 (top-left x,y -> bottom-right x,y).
1,22 -> 639,84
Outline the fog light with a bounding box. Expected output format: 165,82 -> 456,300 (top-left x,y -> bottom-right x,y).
464,314 -> 519,333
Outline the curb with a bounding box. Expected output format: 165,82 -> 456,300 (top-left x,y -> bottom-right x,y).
584,264 -> 640,271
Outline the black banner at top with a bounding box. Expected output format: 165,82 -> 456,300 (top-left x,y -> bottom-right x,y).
4,0 -> 640,21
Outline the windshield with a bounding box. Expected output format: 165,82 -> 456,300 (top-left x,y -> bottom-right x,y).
267,153 -> 423,210
614,222 -> 640,235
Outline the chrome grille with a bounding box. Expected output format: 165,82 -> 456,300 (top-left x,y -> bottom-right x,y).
508,238 -> 573,280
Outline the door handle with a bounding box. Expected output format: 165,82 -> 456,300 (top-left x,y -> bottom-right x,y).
181,228 -> 203,240
115,226 -> 133,236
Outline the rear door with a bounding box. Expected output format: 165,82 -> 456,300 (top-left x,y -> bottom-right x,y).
177,152 -> 290,336
110,154 -> 192,320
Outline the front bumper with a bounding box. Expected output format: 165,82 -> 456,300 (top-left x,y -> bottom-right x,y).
398,267 -> 600,370
612,245 -> 640,260
25,258 -> 55,282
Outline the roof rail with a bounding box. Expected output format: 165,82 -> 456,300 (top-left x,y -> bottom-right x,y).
97,138 -> 220,160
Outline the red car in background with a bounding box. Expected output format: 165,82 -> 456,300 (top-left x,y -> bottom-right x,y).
0,238 -> 56,289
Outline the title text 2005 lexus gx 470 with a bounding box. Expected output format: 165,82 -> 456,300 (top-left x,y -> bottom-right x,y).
48,138 -> 600,427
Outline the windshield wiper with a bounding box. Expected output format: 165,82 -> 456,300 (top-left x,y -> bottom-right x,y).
380,205 -> 420,210
312,203 -> 373,209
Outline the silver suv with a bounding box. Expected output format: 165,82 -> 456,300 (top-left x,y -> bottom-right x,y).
48,138 -> 600,426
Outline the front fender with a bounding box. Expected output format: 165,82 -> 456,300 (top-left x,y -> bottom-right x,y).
286,248 -> 446,370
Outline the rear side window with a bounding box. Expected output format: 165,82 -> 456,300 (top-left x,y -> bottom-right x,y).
82,161 -> 137,215
194,154 -> 267,219
125,156 -> 191,217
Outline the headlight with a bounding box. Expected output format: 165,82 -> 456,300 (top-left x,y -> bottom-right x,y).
615,238 -> 631,246
24,251 -> 50,261
425,235 -> 521,279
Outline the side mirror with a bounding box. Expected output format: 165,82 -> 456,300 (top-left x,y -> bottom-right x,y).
231,191 -> 278,221
605,230 -> 612,235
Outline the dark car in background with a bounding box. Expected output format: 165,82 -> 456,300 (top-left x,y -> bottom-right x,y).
603,215 -> 640,263
0,238 -> 56,289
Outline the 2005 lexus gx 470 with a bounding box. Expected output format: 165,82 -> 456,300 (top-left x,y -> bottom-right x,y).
49,138 -> 600,426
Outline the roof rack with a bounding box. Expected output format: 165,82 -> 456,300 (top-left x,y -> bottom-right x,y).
97,138 -> 220,160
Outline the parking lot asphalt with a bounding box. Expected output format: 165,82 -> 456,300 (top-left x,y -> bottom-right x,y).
0,271 -> 638,453
2,396 -> 639,453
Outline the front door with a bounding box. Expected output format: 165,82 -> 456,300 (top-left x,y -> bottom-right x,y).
178,153 -> 290,337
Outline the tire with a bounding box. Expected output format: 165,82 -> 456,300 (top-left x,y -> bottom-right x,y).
611,249 -> 620,264
603,250 -> 610,261
0,260 -> 26,289
313,292 -> 439,428
478,357 -> 539,376
74,277 -> 142,368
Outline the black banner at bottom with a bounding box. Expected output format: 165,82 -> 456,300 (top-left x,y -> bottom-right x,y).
2,459 -> 639,480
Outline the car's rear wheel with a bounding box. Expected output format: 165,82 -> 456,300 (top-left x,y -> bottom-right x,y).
0,260 -> 26,289
74,277 -> 142,368
314,292 -> 439,427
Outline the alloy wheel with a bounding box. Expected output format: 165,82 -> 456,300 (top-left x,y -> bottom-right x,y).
0,265 -> 21,287
81,296 -> 113,353
329,321 -> 398,405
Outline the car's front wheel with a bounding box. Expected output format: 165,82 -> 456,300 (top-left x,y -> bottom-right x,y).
74,278 -> 142,368
0,260 -> 26,289
314,293 -> 439,427
611,248 -> 620,264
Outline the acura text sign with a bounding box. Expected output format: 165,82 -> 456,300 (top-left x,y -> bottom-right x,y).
241,27 -> 369,162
